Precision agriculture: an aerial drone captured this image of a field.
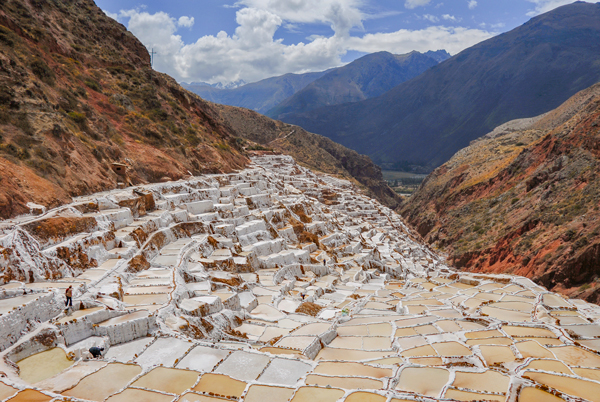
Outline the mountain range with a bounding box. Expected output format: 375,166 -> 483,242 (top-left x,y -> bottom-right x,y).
275,2 -> 600,171
181,71 -> 329,115
0,0 -> 397,218
266,50 -> 449,119
182,50 -> 449,117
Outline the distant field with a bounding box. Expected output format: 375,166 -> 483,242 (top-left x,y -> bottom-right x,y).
382,171 -> 428,181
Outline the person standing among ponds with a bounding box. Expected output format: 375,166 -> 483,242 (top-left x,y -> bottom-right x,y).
65,285 -> 73,308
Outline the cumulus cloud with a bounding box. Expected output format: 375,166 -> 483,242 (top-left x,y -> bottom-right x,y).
405,0 -> 433,9
115,1 -> 493,84
467,0 -> 478,10
423,14 -> 439,23
525,0 -> 600,16
442,14 -> 458,21
177,16 -> 195,28
345,26 -> 491,56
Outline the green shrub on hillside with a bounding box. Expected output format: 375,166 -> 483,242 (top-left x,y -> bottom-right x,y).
30,58 -> 55,86
67,111 -> 86,124
0,25 -> 15,47
84,79 -> 101,92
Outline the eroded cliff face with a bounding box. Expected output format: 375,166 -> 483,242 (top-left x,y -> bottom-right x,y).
402,83 -> 600,303
0,0 -> 248,218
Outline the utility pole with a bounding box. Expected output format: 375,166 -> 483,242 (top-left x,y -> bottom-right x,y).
149,48 -> 157,68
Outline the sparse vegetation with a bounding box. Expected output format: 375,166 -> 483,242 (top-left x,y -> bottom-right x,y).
0,25 -> 16,47
247,144 -> 273,151
30,58 -> 55,86
14,113 -> 34,136
84,79 -> 101,92
214,142 -> 231,152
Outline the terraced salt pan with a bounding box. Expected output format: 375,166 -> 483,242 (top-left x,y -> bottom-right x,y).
258,358 -> 312,385
0,294 -> 43,315
123,293 -> 169,305
0,382 -> 18,400
62,363 -> 142,401
7,389 -> 53,401
396,367 -> 449,397
244,385 -> 295,402
132,367 -> 199,394
176,345 -> 230,372
55,306 -> 105,324
17,347 -> 73,384
5,155 -> 600,402
290,386 -> 345,402
135,337 -> 193,367
192,373 -> 247,398
103,337 -> 154,362
105,388 -> 175,402
97,310 -> 149,326
214,350 -> 270,381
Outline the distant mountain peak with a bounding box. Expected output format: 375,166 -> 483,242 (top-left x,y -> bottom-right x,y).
211,80 -> 247,90
183,80 -> 247,90
424,49 -> 451,63
267,49 -> 445,119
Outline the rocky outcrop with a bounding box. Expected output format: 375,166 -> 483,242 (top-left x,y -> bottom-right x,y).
402,82 -> 600,303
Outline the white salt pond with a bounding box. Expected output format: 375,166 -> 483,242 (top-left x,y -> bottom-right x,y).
3,155 -> 600,402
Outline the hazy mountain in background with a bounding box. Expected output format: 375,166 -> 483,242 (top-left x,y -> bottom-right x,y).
266,50 -> 449,119
190,80 -> 248,90
276,2 -> 600,171
181,71 -> 329,114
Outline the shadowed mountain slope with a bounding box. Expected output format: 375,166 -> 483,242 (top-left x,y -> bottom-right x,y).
402,82 -> 600,303
277,2 -> 600,171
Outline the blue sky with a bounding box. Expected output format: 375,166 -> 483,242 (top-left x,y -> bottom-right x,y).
96,0 -> 594,84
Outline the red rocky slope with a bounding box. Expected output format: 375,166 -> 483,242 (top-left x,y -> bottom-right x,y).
402,83 -> 600,303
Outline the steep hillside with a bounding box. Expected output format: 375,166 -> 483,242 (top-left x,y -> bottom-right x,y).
0,0 -> 397,218
0,0 -> 251,218
213,104 -> 400,209
401,82 -> 600,303
181,71 -> 328,114
279,2 -> 600,171
267,51 -> 446,119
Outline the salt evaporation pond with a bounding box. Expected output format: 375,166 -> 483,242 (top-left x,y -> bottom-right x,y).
17,348 -> 73,383
1,155 -> 600,402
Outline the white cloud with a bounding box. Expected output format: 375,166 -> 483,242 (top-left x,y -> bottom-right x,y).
423,14 -> 439,23
525,0 -> 600,16
405,0 -> 433,10
178,16 -> 195,28
116,2 -> 493,84
345,26 -> 492,56
442,14 -> 457,21
467,0 -> 478,10
102,9 -> 119,20
237,0 -> 364,36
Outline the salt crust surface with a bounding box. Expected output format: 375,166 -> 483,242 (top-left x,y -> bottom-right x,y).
0,155 -> 599,401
